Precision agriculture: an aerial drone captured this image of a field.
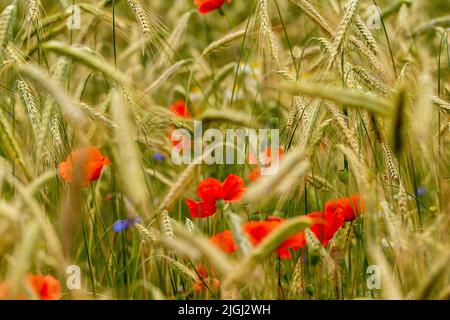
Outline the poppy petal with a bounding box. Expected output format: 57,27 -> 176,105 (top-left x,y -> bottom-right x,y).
58,147 -> 109,188
308,211 -> 344,245
277,232 -> 306,259
210,230 -> 238,253
27,274 -> 61,300
194,0 -> 227,14
221,174 -> 245,202
186,199 -> 217,218
243,218 -> 282,245
194,265 -> 220,291
170,100 -> 191,118
197,178 -> 223,202
324,194 -> 364,222
243,217 -> 306,259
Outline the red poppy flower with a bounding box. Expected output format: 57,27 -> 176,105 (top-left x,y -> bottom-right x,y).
194,0 -> 231,14
170,100 -> 191,118
186,198 -> 217,218
307,210 -> 344,246
324,193 -> 364,222
209,204 -> 351,259
186,174 -> 245,218
58,147 -> 110,188
210,230 -> 237,253
243,211 -> 345,257
194,266 -> 220,292
243,217 -> 306,259
27,274 -> 61,300
243,217 -> 282,245
210,217 -> 300,258
0,274 -> 61,300
197,178 -> 223,202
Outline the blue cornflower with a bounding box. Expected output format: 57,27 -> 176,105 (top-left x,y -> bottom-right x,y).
417,187 -> 428,197
113,217 -> 142,233
153,153 -> 165,161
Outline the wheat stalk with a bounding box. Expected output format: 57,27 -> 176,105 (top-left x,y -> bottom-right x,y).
160,210 -> 174,240
310,118 -> 332,154
381,142 -> 398,182
127,0 -> 166,50
35,58 -> 71,162
396,182 -> 408,216
43,42 -> 130,86
306,173 -> 334,191
286,97 -> 301,132
7,176 -> 66,274
354,15 -> 378,55
352,65 -> 389,95
0,2 -> 17,63
184,218 -> 199,233
290,0 -> 333,37
16,80 -> 41,136
0,108 -> 32,181
244,147 -> 309,205
203,29 -> 248,56
284,80 -> 393,116
111,89 -> 150,217
289,256 -> 304,297
255,0 -> 279,67
23,0 -> 43,43
329,0 -> 361,65
338,144 -> 369,191
156,10 -> 193,68
347,35 -> 386,78
87,95 -> 112,140
305,229 -> 336,274
18,63 -> 88,154
328,104 -> 360,155
227,211 -> 252,256
143,59 -> 190,96
79,102 -> 116,130
158,163 -> 198,212
6,222 -> 40,298
136,223 -> 159,243
413,15 -> 450,36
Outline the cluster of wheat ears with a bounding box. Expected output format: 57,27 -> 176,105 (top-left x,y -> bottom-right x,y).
0,0 -> 448,300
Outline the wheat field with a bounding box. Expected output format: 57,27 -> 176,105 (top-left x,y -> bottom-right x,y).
0,0 -> 449,301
